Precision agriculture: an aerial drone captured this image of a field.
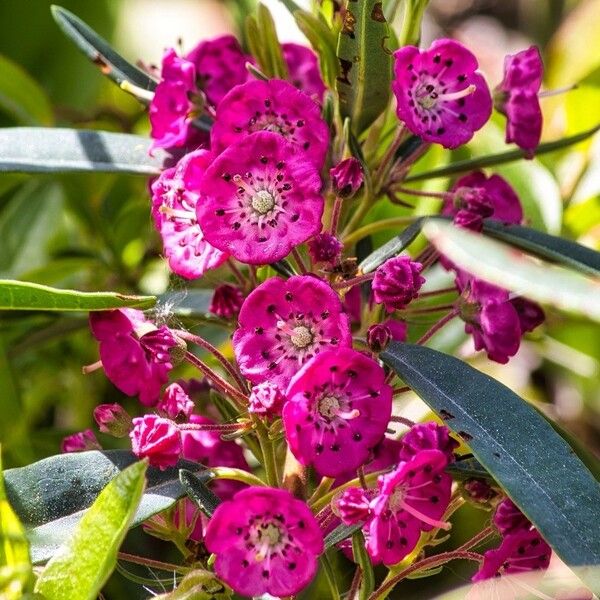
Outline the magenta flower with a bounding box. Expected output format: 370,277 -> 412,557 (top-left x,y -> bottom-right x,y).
366,450 -> 452,565
283,348 -> 392,477
149,48 -> 206,152
330,157 -> 364,199
157,383 -> 195,420
182,414 -> 249,499
209,284 -> 245,319
282,42 -> 326,101
511,296 -> 545,336
398,422 -> 459,464
495,46 -> 544,158
233,275 -> 351,389
384,318 -> 408,342
249,382 -> 285,418
210,79 -> 330,167
61,429 -> 101,453
186,34 -> 252,107
372,256 -> 425,312
93,403 -> 132,438
338,487 -> 371,525
308,233 -> 343,264
130,415 -> 182,470
392,39 -> 492,149
494,498 -> 532,535
196,131 -> 324,264
151,149 -> 228,279
89,309 -> 177,406
204,486 -> 324,597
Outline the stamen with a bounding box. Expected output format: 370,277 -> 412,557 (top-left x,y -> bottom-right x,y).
233,174 -> 256,196
82,360 -> 103,374
159,205 -> 195,220
401,500 -> 452,530
439,84 -> 476,102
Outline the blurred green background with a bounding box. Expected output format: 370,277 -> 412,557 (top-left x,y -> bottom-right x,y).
0,0 -> 599,597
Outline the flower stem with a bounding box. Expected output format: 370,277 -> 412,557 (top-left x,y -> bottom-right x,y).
321,550 -> 342,600
178,421 -> 249,433
418,286 -> 457,298
209,467 -> 267,487
403,303 -> 456,315
254,418 -> 279,487
332,273 -> 375,290
308,477 -> 334,506
227,258 -> 248,288
117,552 -> 187,574
176,330 -> 247,393
390,414 -> 415,426
455,525 -> 496,552
342,216 -> 419,247
329,196 -> 344,235
291,247 -> 308,274
416,309 -> 459,345
389,185 -> 448,199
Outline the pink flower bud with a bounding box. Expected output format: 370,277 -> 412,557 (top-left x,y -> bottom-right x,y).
130,415 -> 182,470
308,233 -> 343,264
93,403 -> 132,438
61,429 -> 101,453
372,256 -> 425,312
248,382 -> 284,417
157,383 -> 195,420
330,157 -> 364,198
338,487 -> 371,525
209,284 -> 245,319
367,323 -> 392,352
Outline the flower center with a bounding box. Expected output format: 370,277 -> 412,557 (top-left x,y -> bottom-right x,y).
318,394 -> 341,419
389,485 -> 407,513
290,325 -> 313,348
261,522 -> 282,546
251,190 -> 276,215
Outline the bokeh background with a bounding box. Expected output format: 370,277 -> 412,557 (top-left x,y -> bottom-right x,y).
0,0 -> 599,597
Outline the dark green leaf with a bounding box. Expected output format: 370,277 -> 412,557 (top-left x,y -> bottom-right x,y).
4,450 -> 204,564
245,5 -> 287,80
324,523 -> 362,549
405,123 -> 600,182
0,128 -> 167,175
336,0 -> 392,133
179,470 -> 220,517
51,5 -> 157,98
0,279 -> 155,311
358,217 -> 425,273
446,457 -> 491,480
381,342 -> 600,587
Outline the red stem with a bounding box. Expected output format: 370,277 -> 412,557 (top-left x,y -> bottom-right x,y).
292,247 -> 308,274
416,309 -> 459,345
329,196 -> 344,235
332,273 -> 375,290
390,415 -> 415,427
392,387 -> 411,397
418,286 -> 457,298
178,422 -> 247,432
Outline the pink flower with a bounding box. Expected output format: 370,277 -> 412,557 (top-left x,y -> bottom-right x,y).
282,42 -> 326,101
210,79 -> 330,167
330,157 -> 364,198
308,233 -> 343,264
398,422 -> 459,463
511,297 -> 545,336
209,284 -> 245,319
151,149 -> 229,279
93,403 -> 132,437
366,450 -> 452,565
249,382 -> 285,418
61,429 -> 101,453
157,383 -> 195,420
343,285 -> 362,324
149,49 -> 207,152
130,415 -> 182,469
196,131 -> 324,264
186,34 -> 252,107
283,348 -> 393,477
384,318 -> 408,342
392,39 -> 492,149
89,309 -> 177,406
338,487 -> 371,525
182,414 -> 250,499
204,486 -> 324,597
233,275 -> 351,390
495,46 -> 544,158
493,498 -> 532,535
372,256 -> 425,312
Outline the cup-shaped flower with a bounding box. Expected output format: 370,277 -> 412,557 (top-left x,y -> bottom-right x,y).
89,309 -> 177,406
157,383 -> 195,420
282,42 -> 326,101
495,46 -> 544,158
93,403 -> 132,438
392,39 -> 492,149
186,34 -> 252,107
366,449 -> 452,565
210,79 -> 330,167
130,415 -> 182,469
338,487 -> 371,525
283,348 -> 392,477
61,429 -> 101,453
196,132 -> 324,264
151,149 -> 228,279
372,256 -> 425,312
233,275 -> 351,389
330,157 -> 364,199
209,284 -> 245,319
398,422 -> 459,463
204,486 -> 324,597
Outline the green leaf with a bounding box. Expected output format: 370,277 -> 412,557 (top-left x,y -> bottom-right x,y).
381,342 -> 600,587
324,523 -> 362,549
154,569 -> 231,600
51,5 -> 157,99
179,470 -> 221,517
423,220 -> 600,321
352,531 -> 374,599
0,337 -> 21,445
336,0 -> 392,133
34,460 -> 147,600
0,452 -> 33,599
4,450 -> 204,564
0,54 -> 53,125
404,123 -> 600,182
0,128 -> 166,175
0,279 -> 155,311
246,4 -> 287,80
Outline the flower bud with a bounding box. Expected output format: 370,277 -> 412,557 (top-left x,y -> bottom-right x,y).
372,256 -> 425,312
61,429 -> 101,453
249,382 -> 284,418
157,383 -> 195,420
209,284 -> 245,319
461,477 -> 500,509
337,487 -> 371,525
93,403 -> 132,438
330,157 -> 364,198
130,415 -> 182,470
367,323 -> 392,353
308,233 -> 343,264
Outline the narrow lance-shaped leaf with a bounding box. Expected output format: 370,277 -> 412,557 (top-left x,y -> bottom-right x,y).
4,450 -> 206,564
34,460 -> 147,600
381,342 -> 600,590
423,220 -> 600,321
0,128 -> 167,175
179,470 -> 221,517
51,5 -> 157,101
336,0 -> 392,133
0,279 -> 156,311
